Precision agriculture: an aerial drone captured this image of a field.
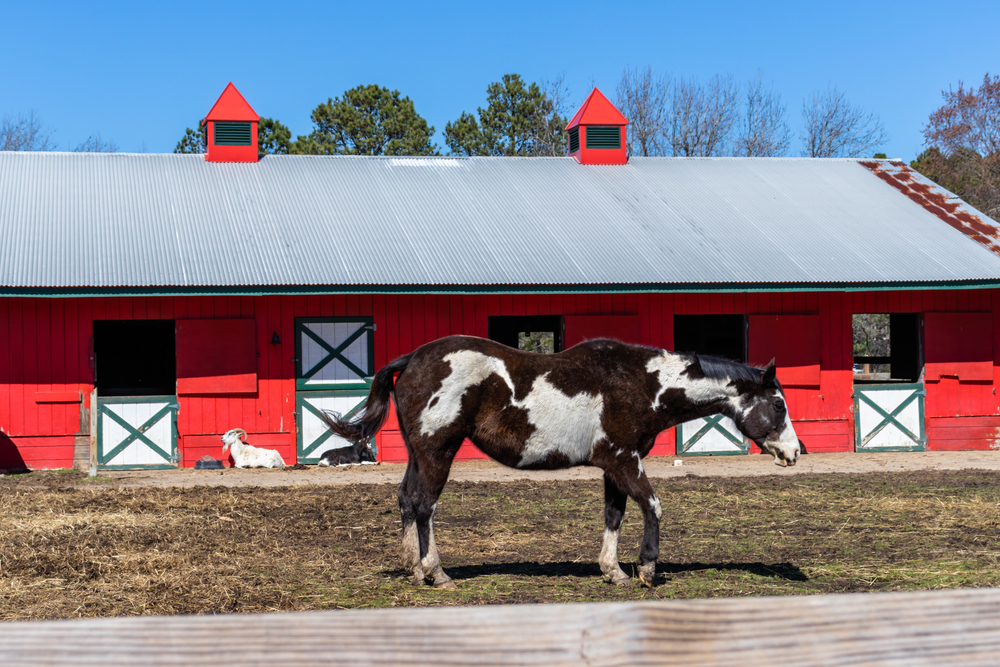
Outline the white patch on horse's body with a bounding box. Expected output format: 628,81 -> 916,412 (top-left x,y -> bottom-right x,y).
419,351 -> 515,436
646,352 -> 737,409
515,373 -> 606,468
417,349 -> 606,468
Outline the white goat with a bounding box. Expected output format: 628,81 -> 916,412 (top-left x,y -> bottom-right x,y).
221,428 -> 285,468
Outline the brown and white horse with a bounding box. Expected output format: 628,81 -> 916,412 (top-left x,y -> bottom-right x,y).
323,335 -> 801,588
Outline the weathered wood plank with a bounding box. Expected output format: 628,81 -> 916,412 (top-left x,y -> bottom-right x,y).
4,588 -> 1000,666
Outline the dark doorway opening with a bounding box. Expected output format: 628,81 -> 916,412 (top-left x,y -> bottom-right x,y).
94,320 -> 176,396
853,313 -> 921,383
673,315 -> 746,362
488,316 -> 563,354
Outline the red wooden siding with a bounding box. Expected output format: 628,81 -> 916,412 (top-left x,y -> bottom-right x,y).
924,312 -> 993,382
176,319 -> 257,394
748,315 -> 822,386
564,315 -> 640,348
2,288 -> 1000,470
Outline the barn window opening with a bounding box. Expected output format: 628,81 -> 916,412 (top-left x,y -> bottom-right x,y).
489,316 -> 562,354
853,313 -> 921,383
673,315 -> 746,362
568,127 -> 580,153
93,320 -> 176,396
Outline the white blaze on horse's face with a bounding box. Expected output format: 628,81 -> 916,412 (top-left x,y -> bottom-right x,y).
758,392 -> 801,468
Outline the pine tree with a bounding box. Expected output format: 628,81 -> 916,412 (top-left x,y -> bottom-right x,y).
445,74 -> 566,156
290,85 -> 437,156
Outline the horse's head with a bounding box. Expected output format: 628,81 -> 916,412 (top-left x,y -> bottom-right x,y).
732,360 -> 801,467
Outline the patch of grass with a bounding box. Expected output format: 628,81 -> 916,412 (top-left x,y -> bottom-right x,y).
3,470 -> 1000,620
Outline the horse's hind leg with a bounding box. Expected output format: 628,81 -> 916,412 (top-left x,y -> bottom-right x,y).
412,452 -> 458,589
398,460 -> 424,585
399,433 -> 461,589
600,473 -> 631,585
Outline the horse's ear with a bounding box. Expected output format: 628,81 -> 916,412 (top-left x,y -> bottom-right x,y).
762,359 -> 777,386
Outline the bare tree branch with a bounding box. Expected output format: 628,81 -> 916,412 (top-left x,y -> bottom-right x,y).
0,110 -> 54,151
532,74 -> 571,157
734,72 -> 789,157
801,86 -> 887,157
615,66 -> 670,157
74,133 -> 118,153
668,74 -> 739,157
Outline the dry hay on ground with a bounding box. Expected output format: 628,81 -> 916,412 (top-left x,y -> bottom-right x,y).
2,470 -> 1000,620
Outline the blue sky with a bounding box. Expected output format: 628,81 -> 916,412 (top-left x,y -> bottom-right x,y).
2,0 -> 997,160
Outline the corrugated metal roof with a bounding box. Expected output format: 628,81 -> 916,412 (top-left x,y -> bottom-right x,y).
1,152 -> 1000,290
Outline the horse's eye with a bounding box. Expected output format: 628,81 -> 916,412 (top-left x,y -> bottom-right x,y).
773,398 -> 786,413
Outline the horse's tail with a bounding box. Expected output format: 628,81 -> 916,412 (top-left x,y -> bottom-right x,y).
320,352 -> 413,444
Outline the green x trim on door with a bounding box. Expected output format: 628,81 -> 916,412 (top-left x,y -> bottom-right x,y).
296,390 -> 372,463
677,414 -> 749,456
855,383 -> 926,451
295,318 -> 374,390
96,396 -> 178,469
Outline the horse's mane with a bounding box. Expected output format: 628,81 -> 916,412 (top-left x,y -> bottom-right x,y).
695,354 -> 764,384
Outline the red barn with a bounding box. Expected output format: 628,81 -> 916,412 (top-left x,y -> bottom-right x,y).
3,84 -> 1000,471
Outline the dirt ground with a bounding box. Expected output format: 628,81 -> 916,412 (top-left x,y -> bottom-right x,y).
4,451 -> 1000,620
5,449 -> 995,489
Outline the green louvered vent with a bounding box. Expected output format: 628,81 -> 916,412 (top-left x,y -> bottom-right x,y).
214,122 -> 252,146
568,127 -> 580,153
586,126 -> 621,149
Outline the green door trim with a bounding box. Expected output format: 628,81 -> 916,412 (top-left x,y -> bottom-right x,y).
677,413 -> 749,456
295,317 -> 375,390
295,389 -> 373,463
96,395 -> 178,469
854,383 -> 926,452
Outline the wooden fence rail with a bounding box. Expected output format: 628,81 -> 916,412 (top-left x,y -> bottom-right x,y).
4,588 -> 1000,666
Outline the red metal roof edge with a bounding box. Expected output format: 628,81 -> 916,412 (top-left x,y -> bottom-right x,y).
204,82 -> 259,122
858,160 -> 1000,257
565,88 -> 628,130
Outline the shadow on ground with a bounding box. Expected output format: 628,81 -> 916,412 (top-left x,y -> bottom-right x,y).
422,560 -> 807,582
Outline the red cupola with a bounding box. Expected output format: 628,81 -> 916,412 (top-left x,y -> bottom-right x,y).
565,88 -> 628,165
204,83 -> 259,163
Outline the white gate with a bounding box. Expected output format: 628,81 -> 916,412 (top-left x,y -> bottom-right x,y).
676,414 -> 749,456
855,383 -> 926,451
296,391 -> 371,464
97,396 -> 178,469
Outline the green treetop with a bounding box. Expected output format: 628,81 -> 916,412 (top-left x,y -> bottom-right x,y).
290,85 -> 437,156
445,74 -> 567,156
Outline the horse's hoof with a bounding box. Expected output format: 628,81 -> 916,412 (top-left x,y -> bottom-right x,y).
607,572 -> 631,586
434,579 -> 457,590
638,563 -> 657,588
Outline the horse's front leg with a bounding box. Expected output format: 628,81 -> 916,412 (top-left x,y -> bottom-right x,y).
605,455 -> 662,588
